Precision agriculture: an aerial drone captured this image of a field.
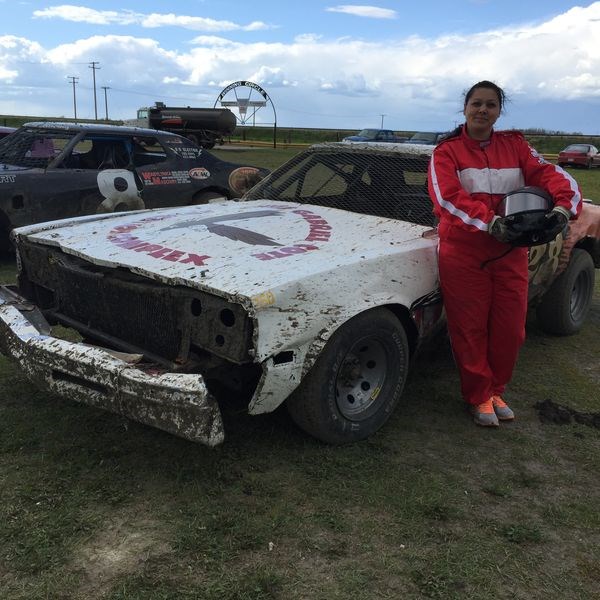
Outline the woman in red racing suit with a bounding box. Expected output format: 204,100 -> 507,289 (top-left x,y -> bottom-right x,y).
428,80 -> 582,426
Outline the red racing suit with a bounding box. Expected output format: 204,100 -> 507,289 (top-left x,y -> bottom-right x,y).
428,125 -> 582,406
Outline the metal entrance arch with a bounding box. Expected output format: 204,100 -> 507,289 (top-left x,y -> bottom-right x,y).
215,81 -> 277,148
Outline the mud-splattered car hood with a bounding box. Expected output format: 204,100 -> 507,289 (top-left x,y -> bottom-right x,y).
16,200 -> 435,299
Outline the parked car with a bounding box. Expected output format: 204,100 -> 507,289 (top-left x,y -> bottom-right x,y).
0,126 -> 16,140
0,122 -> 269,253
1,142 -> 598,447
406,131 -> 448,145
557,143 -> 600,169
343,128 -> 406,143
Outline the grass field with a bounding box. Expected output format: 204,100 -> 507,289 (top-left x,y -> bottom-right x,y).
0,154 -> 599,599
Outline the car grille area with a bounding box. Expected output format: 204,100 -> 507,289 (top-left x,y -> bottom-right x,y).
17,241 -> 254,366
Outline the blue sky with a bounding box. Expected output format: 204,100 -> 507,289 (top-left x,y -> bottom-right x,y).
1,1 -> 599,133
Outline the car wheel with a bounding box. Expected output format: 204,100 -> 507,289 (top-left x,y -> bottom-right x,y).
287,308 -> 409,444
191,191 -> 227,204
535,249 -> 595,335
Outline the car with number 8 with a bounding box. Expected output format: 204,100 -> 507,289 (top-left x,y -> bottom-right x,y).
0,142 -> 599,447
0,122 -> 269,254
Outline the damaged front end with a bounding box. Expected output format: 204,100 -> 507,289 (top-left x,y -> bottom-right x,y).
0,240 -> 263,446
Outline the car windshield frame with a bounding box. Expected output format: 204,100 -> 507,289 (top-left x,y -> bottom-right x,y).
244,145 -> 436,227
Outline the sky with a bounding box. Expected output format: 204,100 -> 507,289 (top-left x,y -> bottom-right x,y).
1,1 -> 599,133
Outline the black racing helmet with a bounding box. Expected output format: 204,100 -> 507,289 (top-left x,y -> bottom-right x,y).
497,186 -> 556,247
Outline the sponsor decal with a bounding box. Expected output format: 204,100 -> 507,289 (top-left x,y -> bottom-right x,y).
0,175 -> 16,183
140,170 -> 191,185
169,145 -> 202,159
228,166 -> 262,195
189,167 -> 210,180
293,209 -> 332,242
252,243 -> 318,261
529,145 -> 547,165
107,215 -> 210,266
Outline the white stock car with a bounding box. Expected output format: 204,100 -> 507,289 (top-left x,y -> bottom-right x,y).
1,142 -> 599,446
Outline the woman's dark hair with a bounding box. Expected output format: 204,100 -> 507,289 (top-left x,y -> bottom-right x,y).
464,80 -> 507,111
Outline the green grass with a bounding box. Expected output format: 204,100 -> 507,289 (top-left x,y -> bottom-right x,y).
0,153 -> 599,600
211,146 -> 299,172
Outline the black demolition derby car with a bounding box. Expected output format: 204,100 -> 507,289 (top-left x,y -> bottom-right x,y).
0,122 -> 269,253
0,142 -> 598,447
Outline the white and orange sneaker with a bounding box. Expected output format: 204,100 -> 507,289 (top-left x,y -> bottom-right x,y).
470,398 -> 499,427
491,395 -> 515,421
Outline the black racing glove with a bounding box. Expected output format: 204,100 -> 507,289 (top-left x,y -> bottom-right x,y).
489,215 -> 521,243
544,207 -> 570,240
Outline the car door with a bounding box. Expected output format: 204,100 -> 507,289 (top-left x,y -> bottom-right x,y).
40,135 -> 144,220
131,135 -> 201,209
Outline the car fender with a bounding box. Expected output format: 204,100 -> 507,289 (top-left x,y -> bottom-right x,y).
248,290 -> 439,416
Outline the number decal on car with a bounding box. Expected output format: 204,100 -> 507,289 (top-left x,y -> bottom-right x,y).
528,235 -> 563,285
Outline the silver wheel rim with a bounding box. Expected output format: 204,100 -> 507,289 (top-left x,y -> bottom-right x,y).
335,336 -> 388,421
570,268 -> 592,322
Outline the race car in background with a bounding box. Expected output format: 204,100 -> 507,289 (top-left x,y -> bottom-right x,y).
0,122 -> 268,254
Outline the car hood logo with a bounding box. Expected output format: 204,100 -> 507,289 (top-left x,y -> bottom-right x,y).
161,209 -> 283,246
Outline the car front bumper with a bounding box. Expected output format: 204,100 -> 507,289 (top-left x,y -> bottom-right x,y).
0,285 -> 224,446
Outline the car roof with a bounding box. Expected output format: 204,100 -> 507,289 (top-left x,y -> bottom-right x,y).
21,121 -> 176,138
310,141 -> 434,156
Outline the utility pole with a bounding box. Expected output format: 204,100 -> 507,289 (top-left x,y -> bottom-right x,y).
380,114 -> 386,128
101,86 -> 110,121
88,61 -> 100,120
67,76 -> 79,120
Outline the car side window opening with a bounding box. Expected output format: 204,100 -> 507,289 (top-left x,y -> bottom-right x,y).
132,136 -> 168,167
0,131 -> 69,169
67,137 -> 133,170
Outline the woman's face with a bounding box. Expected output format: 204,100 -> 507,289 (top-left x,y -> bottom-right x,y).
463,87 -> 501,140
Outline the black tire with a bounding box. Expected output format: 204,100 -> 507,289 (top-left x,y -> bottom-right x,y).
190,190 -> 227,205
535,249 -> 595,335
287,308 -> 409,444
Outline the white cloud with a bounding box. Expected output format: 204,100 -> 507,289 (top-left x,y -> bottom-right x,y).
326,5 -> 397,19
33,6 -> 139,25
33,5 -> 272,32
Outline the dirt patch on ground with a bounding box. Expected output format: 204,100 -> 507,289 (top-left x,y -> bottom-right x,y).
534,399 -> 600,427
69,502 -> 172,600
